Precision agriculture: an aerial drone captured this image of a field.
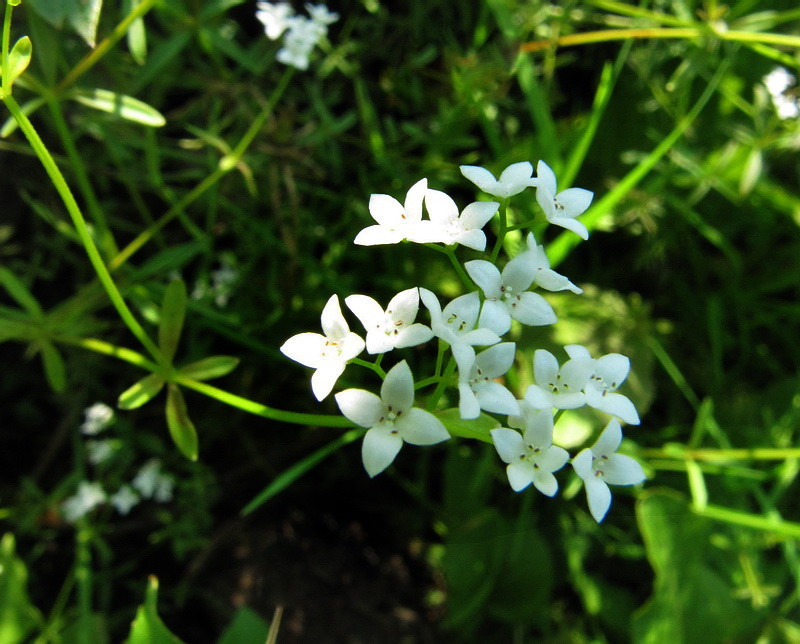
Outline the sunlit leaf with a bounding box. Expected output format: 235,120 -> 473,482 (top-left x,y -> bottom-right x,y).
124,0 -> 148,65
118,373 -> 165,410
158,280 -> 186,363
178,356 -> 239,381
7,36 -> 32,87
0,267 -> 42,317
125,576 -> 185,644
69,88 -> 166,127
0,534 -> 43,644
26,0 -> 103,48
436,408 -> 499,443
165,385 -> 198,461
40,342 -> 67,393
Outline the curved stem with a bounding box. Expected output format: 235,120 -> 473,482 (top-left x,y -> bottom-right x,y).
444,246 -> 475,292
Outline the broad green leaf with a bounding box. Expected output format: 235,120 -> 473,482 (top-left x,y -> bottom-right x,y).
436,408 -> 499,443
0,534 -> 43,644
7,36 -> 32,87
0,268 -> 42,317
158,280 -> 186,363
178,356 -> 239,381
165,385 -> 198,461
125,576 -> 185,644
118,373 -> 165,409
40,341 -> 67,393
69,88 -> 166,127
215,606 -> 269,644
26,0 -> 103,48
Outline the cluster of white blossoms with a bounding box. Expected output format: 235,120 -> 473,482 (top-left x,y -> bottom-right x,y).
763,67 -> 799,120
256,2 -> 338,70
281,161 -> 645,522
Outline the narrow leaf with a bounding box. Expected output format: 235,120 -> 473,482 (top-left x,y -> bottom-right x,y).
7,36 -> 32,86
0,533 -> 44,644
0,267 -> 43,317
118,373 -> 165,410
40,342 -> 67,393
69,88 -> 166,127
124,0 -> 148,64
165,385 -> 198,461
158,280 -> 186,363
125,576 -> 185,644
178,356 -> 239,381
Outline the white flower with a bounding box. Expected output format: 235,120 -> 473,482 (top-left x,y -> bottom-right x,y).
523,233 -> 582,294
354,179 -> 438,246
281,294 -> 365,401
132,459 -> 175,502
61,481 -> 106,523
335,361 -> 450,477
465,255 -> 556,336
423,189 -> 498,251
256,2 -> 295,40
459,161 -> 535,198
763,67 -> 799,120
305,3 -> 339,31
276,16 -> 319,70
80,402 -> 114,435
110,486 -> 140,515
345,288 -> 433,354
491,403 -> 570,495
565,345 -> 640,425
572,419 -> 645,522
525,349 -> 594,410
535,161 -> 593,240
418,288 -> 501,372
86,440 -> 116,465
457,343 -> 520,419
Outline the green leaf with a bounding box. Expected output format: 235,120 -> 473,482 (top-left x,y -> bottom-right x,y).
40,341 -> 67,393
0,267 -> 43,317
7,36 -> 32,87
26,0 -> 103,48
69,88 -> 166,127
215,606 -> 269,644
129,239 -> 209,281
165,385 -> 198,461
124,0 -> 148,65
158,280 -> 187,363
178,356 -> 239,381
118,373 -> 165,410
125,576 -> 185,644
0,534 -> 43,644
436,408 -> 499,443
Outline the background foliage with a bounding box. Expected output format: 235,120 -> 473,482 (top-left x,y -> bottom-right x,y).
1,0 -> 800,642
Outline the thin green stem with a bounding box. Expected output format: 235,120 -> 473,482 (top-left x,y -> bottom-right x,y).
351,357 -> 386,378
1,1 -> 13,97
74,526 -> 93,644
58,336 -> 160,372
425,357 -> 456,411
3,94 -> 163,361
642,447 -> 800,461
490,198 -> 509,262
444,246 -> 475,292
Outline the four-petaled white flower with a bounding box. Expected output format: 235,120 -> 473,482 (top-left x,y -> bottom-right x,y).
535,161 -> 593,240
256,1 -> 295,40
281,294 -> 365,401
80,402 -> 115,435
61,481 -> 107,523
345,288 -> 433,354
460,161 -> 536,198
491,402 -> 570,495
418,288 -> 501,372
423,189 -> 498,251
565,345 -> 640,425
457,343 -> 520,419
354,179 -> 437,246
525,349 -> 594,410
335,361 -> 450,477
465,255 -> 556,336
572,419 -> 645,523
523,233 -> 583,294
110,485 -> 140,515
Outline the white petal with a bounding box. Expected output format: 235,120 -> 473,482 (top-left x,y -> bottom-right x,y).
536,161 -> 557,195
585,477 -> 612,523
478,300 -> 511,336
536,268 -> 582,294
561,358 -> 595,392
280,332 -> 326,368
536,185 -> 556,220
362,426 -> 403,477
460,327 -> 502,347
418,288 -> 441,317
604,453 -> 646,486
475,342 -> 516,377
549,216 -> 589,240
497,162 -> 534,196
345,294 -> 384,331
368,193 -> 405,227
404,178 -> 428,221
595,354 -> 630,388
533,349 -> 558,384
524,384 -> 555,409
510,292 -> 557,327
538,445 -> 570,473
588,392 -> 640,425
593,418 -> 623,456
460,201 -> 499,230
522,409 -> 554,447
556,188 -> 593,217
571,448 -> 594,479
397,408 -> 450,445
551,392 -> 586,410
458,382 -> 481,419
380,360 -> 414,412
320,295 -> 349,339
444,292 -> 481,329
465,260 -> 502,299
353,225 -> 404,246
453,229 -> 487,251
311,362 -> 345,401
365,331 -> 394,355
564,344 -> 592,360
490,428 -> 526,464
506,462 -> 535,492
424,189 -> 459,224
335,389 -> 383,427
395,324 -> 434,349
502,253 -> 537,292
451,344 -> 477,374
339,332 -> 366,361
475,381 -> 520,415
532,471 -> 559,497
387,288 -> 420,323
460,165 -> 498,193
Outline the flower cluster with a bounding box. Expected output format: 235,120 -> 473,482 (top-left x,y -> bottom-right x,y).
281,160 -> 645,522
256,2 -> 338,70
763,67 -> 799,120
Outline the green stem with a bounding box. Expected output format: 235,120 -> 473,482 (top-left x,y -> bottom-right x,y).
444,246 -> 475,292
108,67 -> 295,271
2,94 -> 163,361
425,357 -> 456,411
490,198 -> 509,262
1,1 -> 13,98
643,447 -> 800,461
58,335 -> 161,372
351,357 -> 386,378
74,525 -> 93,644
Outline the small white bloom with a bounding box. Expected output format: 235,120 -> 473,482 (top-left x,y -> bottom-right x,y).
345,288 -> 433,354
80,402 -> 114,435
572,419 -> 645,522
457,343 -> 520,419
535,161 -> 593,240
565,345 -> 640,425
61,481 -> 106,523
110,486 -> 140,515
354,179 -> 439,246
465,256 -> 556,336
523,233 -> 582,294
763,67 -> 799,120
256,1 -> 295,40
276,16 -> 318,70
423,189 -> 499,251
281,294 -> 365,401
86,439 -> 116,465
305,3 -> 339,31
335,361 -> 450,477
525,349 -> 594,410
459,161 -> 536,198
132,459 -> 174,502
491,403 -> 569,495
418,288 -> 501,372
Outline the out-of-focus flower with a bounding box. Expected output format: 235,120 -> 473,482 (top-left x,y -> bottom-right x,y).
281,295 -> 365,401
335,361 -> 450,477
110,485 -> 140,515
86,440 -> 117,465
763,67 -> 799,120
80,402 -> 114,435
460,161 -> 536,198
132,459 -> 175,503
345,288 -> 433,354
62,481 -> 106,523
535,161 -> 593,240
256,2 -> 295,40
258,2 -> 339,70
423,189 -> 498,251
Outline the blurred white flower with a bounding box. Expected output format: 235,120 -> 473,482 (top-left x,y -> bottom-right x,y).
763,67 -> 799,120
281,294 -> 365,401
86,439 -> 116,465
62,481 -> 106,523
256,2 -> 295,40
335,361 -> 450,477
572,419 -> 645,522
132,459 -> 174,502
535,161 -> 593,240
460,161 -> 535,198
259,2 -> 338,70
80,402 -> 114,435
345,288 -> 433,354
110,485 -> 140,515
423,189 -> 499,251
457,343 -> 520,419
